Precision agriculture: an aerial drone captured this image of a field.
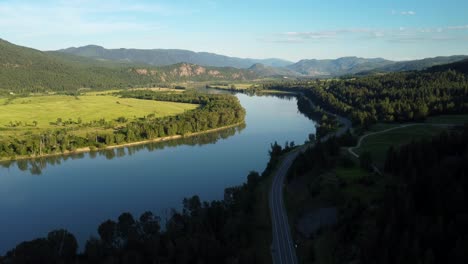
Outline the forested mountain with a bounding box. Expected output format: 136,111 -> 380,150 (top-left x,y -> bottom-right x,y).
56,45 -> 293,68
360,55 -> 468,74
55,44 -> 468,77
248,63 -> 299,77
428,58 -> 468,74
0,39 -> 257,93
285,56 -> 468,77
286,57 -> 394,76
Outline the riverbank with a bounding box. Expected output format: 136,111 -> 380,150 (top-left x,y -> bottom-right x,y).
208,86 -> 297,96
0,122 -> 244,162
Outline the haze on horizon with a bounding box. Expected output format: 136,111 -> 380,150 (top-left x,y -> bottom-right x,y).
1,0 -> 467,62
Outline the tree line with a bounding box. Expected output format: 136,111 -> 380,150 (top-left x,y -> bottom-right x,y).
0,91 -> 245,159
1,124 -> 246,175
296,95 -> 340,139
334,125 -> 468,264
287,131 -> 357,182
284,115 -> 468,263
264,67 -> 468,128
1,142 -> 293,264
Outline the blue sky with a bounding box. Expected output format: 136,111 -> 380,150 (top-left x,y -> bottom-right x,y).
0,0 -> 467,61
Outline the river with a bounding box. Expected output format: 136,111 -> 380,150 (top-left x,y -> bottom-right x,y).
0,93 -> 316,253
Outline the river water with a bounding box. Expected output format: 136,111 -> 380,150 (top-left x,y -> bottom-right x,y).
0,93 -> 316,253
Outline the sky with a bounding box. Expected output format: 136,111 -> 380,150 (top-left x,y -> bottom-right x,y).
0,0 -> 467,61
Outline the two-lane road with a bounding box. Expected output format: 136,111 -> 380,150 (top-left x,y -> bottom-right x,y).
269,149 -> 301,264
269,94 -> 351,263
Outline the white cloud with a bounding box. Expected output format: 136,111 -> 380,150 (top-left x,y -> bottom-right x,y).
401,11 -> 416,15
0,0 -> 191,41
284,31 -> 337,39
447,25 -> 468,30
266,25 -> 468,44
391,10 -> 416,16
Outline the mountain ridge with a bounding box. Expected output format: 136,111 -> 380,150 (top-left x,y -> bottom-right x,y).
361,55 -> 468,74
57,45 -> 293,69
0,39 -> 258,93
56,44 -> 468,77
248,63 -> 300,77
286,57 -> 395,76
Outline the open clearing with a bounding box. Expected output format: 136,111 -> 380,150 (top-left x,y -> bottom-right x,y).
0,94 -> 198,136
425,114 -> 468,125
353,115 -> 468,165
355,125 -> 447,165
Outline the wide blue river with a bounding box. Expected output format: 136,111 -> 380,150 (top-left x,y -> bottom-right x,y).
0,93 -> 316,253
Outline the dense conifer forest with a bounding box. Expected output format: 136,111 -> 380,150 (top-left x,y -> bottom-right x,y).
265,60 -> 468,127
283,124 -> 468,264
334,126 -> 468,264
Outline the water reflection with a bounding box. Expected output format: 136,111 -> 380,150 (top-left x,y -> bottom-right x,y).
0,93 -> 315,254
0,124 -> 245,176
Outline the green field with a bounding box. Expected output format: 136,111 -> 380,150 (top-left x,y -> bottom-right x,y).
0,94 -> 198,138
356,125 -> 449,166
353,115 -> 468,166
425,114 -> 468,124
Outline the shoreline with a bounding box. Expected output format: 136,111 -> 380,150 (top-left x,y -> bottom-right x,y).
0,122 -> 244,163
208,86 -> 297,96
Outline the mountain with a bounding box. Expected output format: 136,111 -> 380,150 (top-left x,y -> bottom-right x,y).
56,45 -> 293,69
365,55 -> 468,74
0,39 -> 257,93
286,57 -> 394,76
427,58 -> 468,74
248,63 -> 299,77
285,56 -> 468,77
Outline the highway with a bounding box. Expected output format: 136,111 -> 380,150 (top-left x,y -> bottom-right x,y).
269,94 -> 351,264
269,94 -> 456,263
269,149 -> 301,264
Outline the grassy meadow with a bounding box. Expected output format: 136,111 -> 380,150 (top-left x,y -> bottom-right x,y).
0,93 -> 198,139
353,115 -> 468,166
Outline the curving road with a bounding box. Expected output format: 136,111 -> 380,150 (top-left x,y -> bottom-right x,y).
269,94 -> 351,264
269,95 -> 457,263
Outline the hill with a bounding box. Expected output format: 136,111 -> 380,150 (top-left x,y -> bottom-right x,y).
285,56 -> 468,77
56,45 -> 468,77
361,55 -> 468,74
427,58 -> 468,74
56,45 -> 293,68
248,63 -> 299,77
0,39 -> 257,93
286,57 -> 394,76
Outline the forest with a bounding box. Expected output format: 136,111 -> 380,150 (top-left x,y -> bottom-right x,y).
296,95 -> 341,140
0,91 -> 245,159
283,118 -> 468,263
264,62 -> 468,127
0,124 -> 246,176
332,126 -> 468,264
0,39 -> 256,95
